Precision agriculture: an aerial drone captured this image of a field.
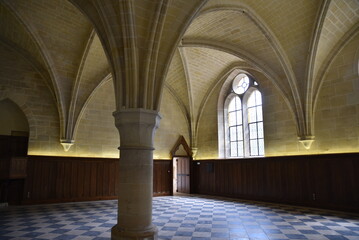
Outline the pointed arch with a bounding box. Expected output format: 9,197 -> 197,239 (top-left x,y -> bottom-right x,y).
1,1 -> 66,144
170,135 -> 192,158
0,98 -> 29,135
218,71 -> 264,158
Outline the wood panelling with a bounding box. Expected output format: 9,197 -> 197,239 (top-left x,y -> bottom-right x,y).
193,153 -> 359,213
0,135 -> 28,204
1,135 -> 28,179
153,160 -> 172,196
16,153 -> 359,213
23,156 -> 172,204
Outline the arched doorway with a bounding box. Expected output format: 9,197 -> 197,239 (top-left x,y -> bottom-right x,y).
0,99 -> 29,205
170,136 -> 192,195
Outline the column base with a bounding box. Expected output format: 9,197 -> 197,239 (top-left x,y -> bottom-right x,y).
111,224 -> 158,240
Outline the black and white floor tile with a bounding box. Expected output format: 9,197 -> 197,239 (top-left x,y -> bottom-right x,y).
1,195 -> 358,240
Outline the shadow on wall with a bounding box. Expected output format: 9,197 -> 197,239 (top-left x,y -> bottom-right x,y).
0,98 -> 29,136
0,98 -> 29,205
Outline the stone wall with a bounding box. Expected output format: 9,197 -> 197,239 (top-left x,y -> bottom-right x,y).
195,35 -> 359,158
155,87 -> 191,159
314,35 -> 359,153
0,43 -> 190,158
0,44 -> 60,155
1,35 -> 358,159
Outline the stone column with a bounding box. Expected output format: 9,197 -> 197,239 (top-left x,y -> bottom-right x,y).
111,108 -> 161,240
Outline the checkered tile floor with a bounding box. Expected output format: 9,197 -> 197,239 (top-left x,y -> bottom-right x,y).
0,195 -> 358,240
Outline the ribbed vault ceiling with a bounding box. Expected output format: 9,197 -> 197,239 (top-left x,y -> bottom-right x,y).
0,0 -> 358,147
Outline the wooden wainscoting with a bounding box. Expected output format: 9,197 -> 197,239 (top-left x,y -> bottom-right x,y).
23,156 -> 172,204
153,160 -> 172,196
24,156 -> 119,204
192,153 -> 359,213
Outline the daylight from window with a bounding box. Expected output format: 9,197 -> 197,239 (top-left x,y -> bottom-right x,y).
227,73 -> 264,158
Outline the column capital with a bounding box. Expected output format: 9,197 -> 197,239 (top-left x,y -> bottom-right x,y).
113,108 -> 161,150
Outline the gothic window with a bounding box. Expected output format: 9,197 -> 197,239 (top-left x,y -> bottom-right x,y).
247,90 -> 264,156
228,96 -> 243,157
223,73 -> 264,158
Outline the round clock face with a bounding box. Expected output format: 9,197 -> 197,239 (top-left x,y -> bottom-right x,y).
232,74 -> 249,94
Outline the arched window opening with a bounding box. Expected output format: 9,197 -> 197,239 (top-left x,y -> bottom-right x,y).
247,90 -> 264,156
228,96 -> 243,157
221,73 -> 264,158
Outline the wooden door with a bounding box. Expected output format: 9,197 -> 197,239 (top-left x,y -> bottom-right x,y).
176,157 -> 190,193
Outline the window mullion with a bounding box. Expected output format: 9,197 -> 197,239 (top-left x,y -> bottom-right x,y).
223,74 -> 264,159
